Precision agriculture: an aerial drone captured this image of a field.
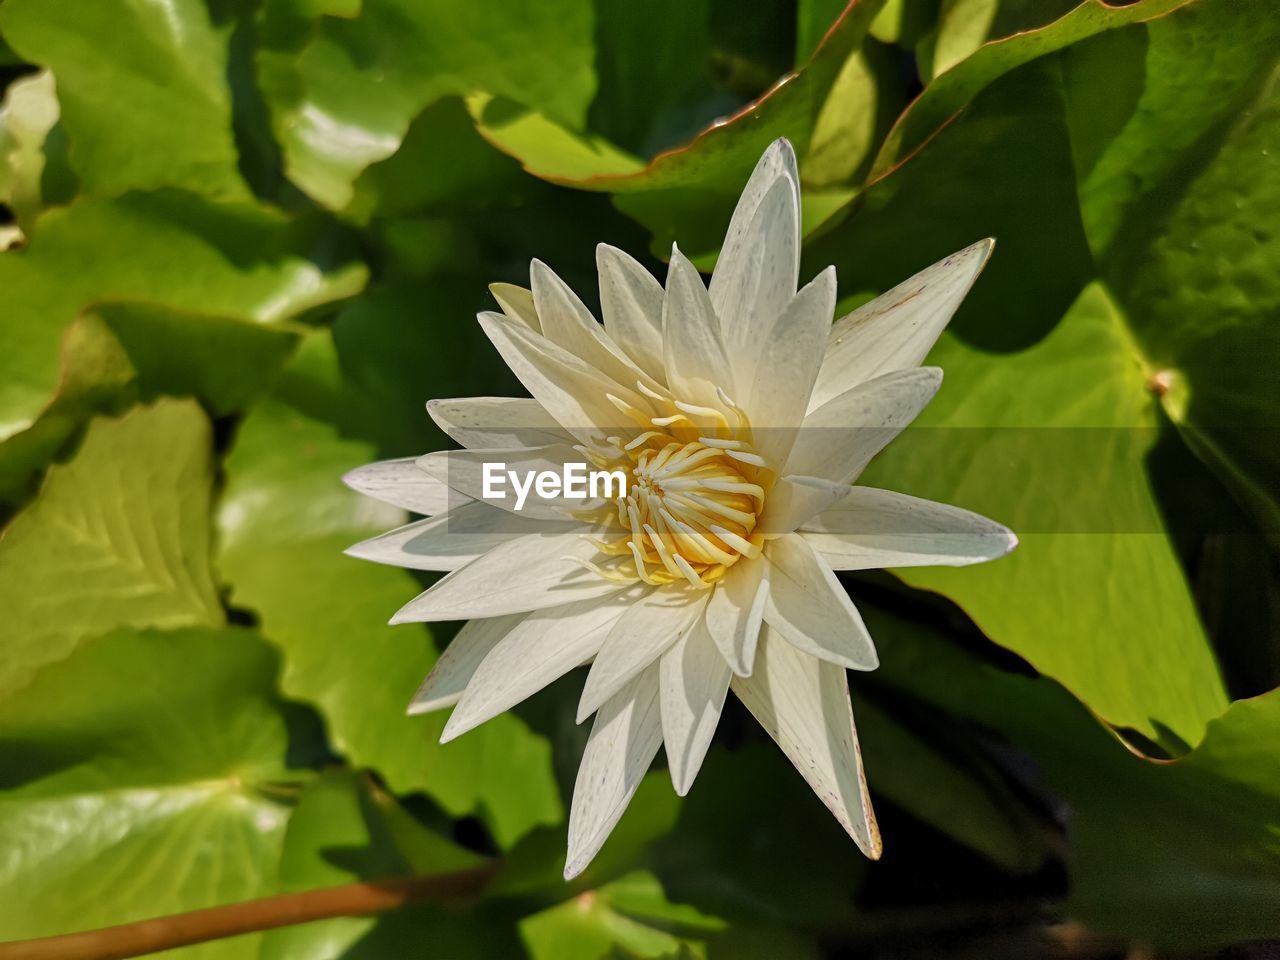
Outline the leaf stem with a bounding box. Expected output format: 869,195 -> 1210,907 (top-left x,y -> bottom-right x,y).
0,865 -> 498,960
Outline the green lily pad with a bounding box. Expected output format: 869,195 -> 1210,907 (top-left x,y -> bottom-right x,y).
0,625 -> 313,957
862,283 -> 1228,747
0,400 -> 223,701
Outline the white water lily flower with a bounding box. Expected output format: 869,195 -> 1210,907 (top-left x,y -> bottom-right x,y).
344,139 -> 1016,879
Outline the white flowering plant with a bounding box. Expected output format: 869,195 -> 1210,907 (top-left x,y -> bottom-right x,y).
0,0 -> 1275,957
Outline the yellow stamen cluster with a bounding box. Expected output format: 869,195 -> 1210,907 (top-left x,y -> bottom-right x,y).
571,384 -> 769,590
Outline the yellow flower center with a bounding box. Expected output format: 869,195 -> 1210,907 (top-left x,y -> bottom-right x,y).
572,386 -> 769,589
613,437 -> 764,587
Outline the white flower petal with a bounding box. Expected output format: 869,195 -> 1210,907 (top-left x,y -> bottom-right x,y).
565,666 -> 663,880
489,282 -> 540,332
391,532 -> 630,623
343,458 -> 455,516
743,265 -> 838,468
710,138 -> 800,336
703,558 -> 769,676
597,243 -> 666,383
427,396 -> 573,450
717,179 -> 801,391
763,534 -> 878,670
663,246 -> 736,409
758,475 -> 852,536
801,487 -> 1017,570
660,617 -> 731,795
784,367 -> 942,484
809,239 -> 993,410
577,587 -> 709,723
417,444 -> 595,521
345,501 -> 569,571
731,626 -> 881,858
479,311 -> 650,443
530,259 -> 658,392
441,593 -> 637,742
408,613 -> 525,715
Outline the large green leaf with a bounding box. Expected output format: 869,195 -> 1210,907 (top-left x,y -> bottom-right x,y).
256,0 -> 597,207
218,336 -> 563,847
0,190 -> 366,497
805,12 -> 1261,745
0,0 -> 249,200
866,606 -> 1280,949
1067,2 -> 1280,541
863,283 -> 1228,746
0,400 -> 223,701
0,625 -> 311,957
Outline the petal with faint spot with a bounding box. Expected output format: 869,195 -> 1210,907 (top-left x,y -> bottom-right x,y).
731,626 -> 880,858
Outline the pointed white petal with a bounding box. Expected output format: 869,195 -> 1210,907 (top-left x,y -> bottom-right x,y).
479,311 -> 650,443
660,617 -> 731,795
489,282 -> 540,332
417,444 -> 594,521
565,666 -> 663,879
703,558 -> 769,676
731,626 -> 881,858
391,532 -> 630,623
710,138 -> 800,330
597,243 -> 666,383
743,266 -> 838,468
809,239 -> 993,410
343,458 -> 456,516
408,613 -> 525,715
427,396 -> 573,450
577,587 -> 709,723
346,501 -> 569,571
801,487 -> 1017,570
716,179 -> 801,390
530,259 -> 658,392
663,247 -> 736,409
758,475 -> 851,536
784,367 -> 941,484
441,592 -> 638,741
762,534 -> 878,670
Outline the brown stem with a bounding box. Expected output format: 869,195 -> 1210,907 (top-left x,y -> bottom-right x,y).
0,865 -> 498,960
